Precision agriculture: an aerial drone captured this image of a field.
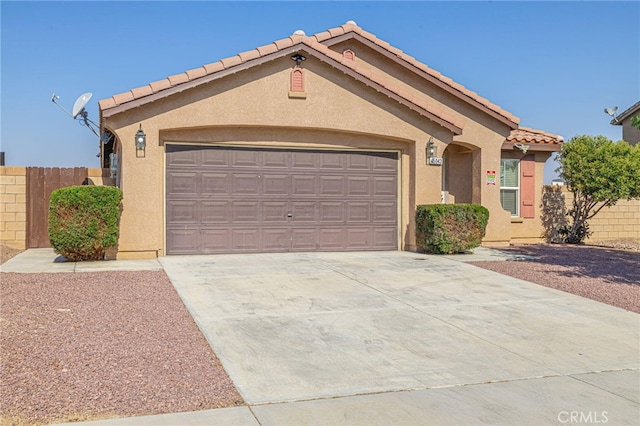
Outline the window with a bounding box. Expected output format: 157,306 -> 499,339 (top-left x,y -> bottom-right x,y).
500,159 -> 519,216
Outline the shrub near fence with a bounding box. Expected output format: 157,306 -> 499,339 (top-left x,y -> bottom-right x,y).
416,204 -> 489,254
48,185 -> 122,261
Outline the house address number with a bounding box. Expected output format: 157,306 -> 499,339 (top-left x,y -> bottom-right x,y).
429,157 -> 443,166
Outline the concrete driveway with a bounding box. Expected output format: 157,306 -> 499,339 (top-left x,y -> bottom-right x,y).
158,251 -> 639,424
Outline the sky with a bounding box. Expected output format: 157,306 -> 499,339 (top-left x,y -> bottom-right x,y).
1,1 -> 638,184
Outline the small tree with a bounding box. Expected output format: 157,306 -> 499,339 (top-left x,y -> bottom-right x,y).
556,135 -> 640,243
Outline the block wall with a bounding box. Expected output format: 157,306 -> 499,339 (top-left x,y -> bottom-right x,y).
563,189 -> 640,241
0,167 -> 27,249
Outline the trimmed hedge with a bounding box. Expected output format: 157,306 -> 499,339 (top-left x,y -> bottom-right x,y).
416,204 -> 489,254
48,185 -> 123,261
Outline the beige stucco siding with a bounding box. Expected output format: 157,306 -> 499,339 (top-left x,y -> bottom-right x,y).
104,56 -> 453,258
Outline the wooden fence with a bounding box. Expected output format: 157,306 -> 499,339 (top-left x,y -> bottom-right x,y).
26,167 -> 88,248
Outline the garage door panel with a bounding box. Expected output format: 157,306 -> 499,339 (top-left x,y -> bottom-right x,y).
291,201 -> 316,221
262,229 -> 290,251
346,176 -> 371,196
319,176 -> 345,196
263,174 -> 290,195
202,148 -> 230,167
291,152 -> 317,170
372,202 -> 397,222
372,153 -> 398,171
263,201 -> 289,222
291,228 -> 318,250
346,202 -> 370,222
263,151 -> 288,168
292,175 -> 316,195
373,176 -> 397,196
167,200 -> 199,224
167,145 -> 398,254
318,228 -> 344,249
232,150 -> 262,168
373,227 -> 397,248
201,173 -> 230,195
231,229 -> 261,251
167,172 -> 198,195
201,201 -> 231,224
167,228 -> 200,253
345,228 -> 370,248
233,174 -> 261,194
318,152 -> 344,170
346,154 -> 372,171
201,229 -> 231,252
232,201 -> 261,222
167,147 -> 199,167
318,202 -> 343,222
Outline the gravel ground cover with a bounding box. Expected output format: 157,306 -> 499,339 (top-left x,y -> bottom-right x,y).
471,244 -> 640,313
1,246 -> 24,265
0,271 -> 243,426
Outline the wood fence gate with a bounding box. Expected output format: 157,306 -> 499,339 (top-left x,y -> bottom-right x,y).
26,167 -> 88,248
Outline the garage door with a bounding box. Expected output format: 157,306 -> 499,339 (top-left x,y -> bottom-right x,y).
166,145 -> 398,254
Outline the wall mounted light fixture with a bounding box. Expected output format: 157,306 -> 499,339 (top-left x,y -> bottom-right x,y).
426,137 -> 443,166
427,138 -> 437,160
135,124 -> 146,157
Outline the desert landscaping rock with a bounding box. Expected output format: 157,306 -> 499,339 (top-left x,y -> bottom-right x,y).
0,271 -> 243,425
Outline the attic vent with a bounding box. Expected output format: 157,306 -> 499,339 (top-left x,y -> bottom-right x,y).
343,49 -> 356,61
290,68 -> 305,92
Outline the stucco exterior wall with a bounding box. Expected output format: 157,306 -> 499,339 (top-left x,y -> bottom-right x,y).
327,40 -> 517,243
103,39 -> 558,258
620,116 -> 640,146
105,56 -> 453,258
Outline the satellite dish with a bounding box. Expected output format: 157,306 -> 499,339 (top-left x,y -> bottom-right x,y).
72,92 -> 93,118
604,106 -> 618,117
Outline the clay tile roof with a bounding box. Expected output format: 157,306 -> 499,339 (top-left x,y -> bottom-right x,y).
98,20 -> 512,133
314,22 -> 520,126
168,73 -> 189,86
185,67 -> 207,80
507,127 -> 564,144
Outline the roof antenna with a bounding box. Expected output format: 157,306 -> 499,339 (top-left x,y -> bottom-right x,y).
51,92 -> 102,139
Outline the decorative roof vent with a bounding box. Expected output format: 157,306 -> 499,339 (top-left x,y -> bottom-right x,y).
293,30 -> 306,36
343,49 -> 356,61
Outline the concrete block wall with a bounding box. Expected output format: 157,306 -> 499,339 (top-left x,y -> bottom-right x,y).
0,166 -> 27,249
562,189 -> 640,241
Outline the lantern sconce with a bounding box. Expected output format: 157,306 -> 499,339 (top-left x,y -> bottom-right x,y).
135,124 -> 146,158
426,137 -> 443,166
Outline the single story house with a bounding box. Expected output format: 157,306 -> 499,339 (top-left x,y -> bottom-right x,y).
99,21 -> 563,259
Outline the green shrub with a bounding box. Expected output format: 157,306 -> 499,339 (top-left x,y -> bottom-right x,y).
415,204 -> 489,254
48,185 -> 123,261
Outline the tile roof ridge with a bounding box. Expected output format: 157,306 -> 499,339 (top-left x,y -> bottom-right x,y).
313,23 -> 520,126
508,126 -> 564,143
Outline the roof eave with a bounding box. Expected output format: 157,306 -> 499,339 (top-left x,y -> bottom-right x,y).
100,42 -> 463,135
501,141 -> 562,152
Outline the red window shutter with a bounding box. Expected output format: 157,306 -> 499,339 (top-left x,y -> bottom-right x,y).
290,68 -> 304,92
520,154 -> 535,218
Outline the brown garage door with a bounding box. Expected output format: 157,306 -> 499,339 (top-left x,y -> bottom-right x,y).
166,145 -> 398,254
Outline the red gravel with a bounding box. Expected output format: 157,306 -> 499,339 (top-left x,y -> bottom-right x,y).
0,271 -> 243,426
471,244 -> 640,313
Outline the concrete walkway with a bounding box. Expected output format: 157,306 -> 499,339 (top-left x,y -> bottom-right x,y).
4,248 -> 637,425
